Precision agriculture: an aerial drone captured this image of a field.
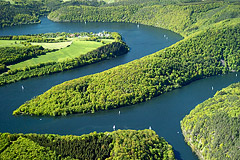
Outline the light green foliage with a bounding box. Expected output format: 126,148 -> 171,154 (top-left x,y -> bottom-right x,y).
108,130 -> 175,160
0,129 -> 174,160
0,136 -> 57,160
48,2 -> 240,37
31,41 -> 72,49
0,32 -> 128,85
181,82 -> 240,160
0,40 -> 24,47
13,19 -> 240,116
10,41 -> 104,69
46,2 -> 213,36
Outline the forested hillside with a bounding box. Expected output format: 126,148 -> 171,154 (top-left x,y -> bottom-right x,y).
181,82 -> 240,160
0,0 -> 105,28
0,0 -> 43,28
13,18 -> 240,116
48,2 -> 240,36
0,129 -> 174,160
0,32 -> 129,85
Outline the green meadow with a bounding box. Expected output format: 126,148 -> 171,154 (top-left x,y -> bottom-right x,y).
0,40 -> 24,47
9,41 -> 102,69
9,39 -> 114,70
31,41 -> 72,49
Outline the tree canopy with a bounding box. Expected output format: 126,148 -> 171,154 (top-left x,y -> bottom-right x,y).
0,129 -> 174,160
181,82 -> 240,160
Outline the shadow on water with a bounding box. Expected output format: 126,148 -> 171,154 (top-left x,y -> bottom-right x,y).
174,149 -> 183,160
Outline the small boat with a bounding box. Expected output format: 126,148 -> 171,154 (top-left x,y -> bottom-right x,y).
149,126 -> 152,130
113,125 -> 116,131
21,85 -> 24,90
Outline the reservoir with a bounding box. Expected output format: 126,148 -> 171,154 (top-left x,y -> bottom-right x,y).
0,17 -> 239,160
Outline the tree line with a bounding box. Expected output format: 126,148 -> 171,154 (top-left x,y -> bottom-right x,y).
0,129 -> 174,160
0,45 -> 53,73
48,2 -> 240,37
13,19 -> 240,116
0,0 -> 107,28
181,82 -> 240,160
0,41 -> 129,86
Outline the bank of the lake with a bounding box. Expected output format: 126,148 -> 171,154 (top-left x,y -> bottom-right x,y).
181,82 -> 240,160
0,32 -> 129,86
0,129 -> 175,160
0,18 -> 192,159
13,18 -> 240,116
0,20 -> 239,159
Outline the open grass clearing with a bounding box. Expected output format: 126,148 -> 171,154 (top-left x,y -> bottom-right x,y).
102,39 -> 114,44
31,41 -> 72,49
103,0 -> 116,3
9,40 -> 105,69
0,40 -> 25,47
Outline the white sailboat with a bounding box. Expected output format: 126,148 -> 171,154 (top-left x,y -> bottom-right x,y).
113,125 -> 116,131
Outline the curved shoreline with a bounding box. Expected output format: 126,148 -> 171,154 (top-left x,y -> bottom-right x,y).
13,2 -> 240,116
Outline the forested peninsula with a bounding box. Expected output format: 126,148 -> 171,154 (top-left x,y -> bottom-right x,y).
13,1 -> 240,116
0,32 -> 129,86
181,82 -> 240,160
0,129 -> 174,160
0,0 -> 106,28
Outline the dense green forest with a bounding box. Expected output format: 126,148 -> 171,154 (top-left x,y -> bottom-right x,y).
181,82 -> 240,160
0,0 -> 107,28
48,2 -> 240,36
14,19 -> 240,116
0,32 -> 129,86
13,17 -> 240,116
1,0 -> 239,28
0,129 -> 174,159
0,0 -> 43,28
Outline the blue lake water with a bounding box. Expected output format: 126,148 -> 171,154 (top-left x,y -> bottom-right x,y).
0,17 -> 239,160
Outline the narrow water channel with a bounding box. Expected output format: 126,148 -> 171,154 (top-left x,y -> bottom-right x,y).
0,17 -> 239,160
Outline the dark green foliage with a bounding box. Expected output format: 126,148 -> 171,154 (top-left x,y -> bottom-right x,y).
0,45 -> 51,65
48,2 -> 240,37
25,132 -> 112,159
0,0 -> 107,28
0,129 -> 173,160
13,19 -> 240,116
0,136 -> 58,160
0,64 -> 7,74
0,0 -> 43,28
181,82 -> 240,160
0,41 -> 129,86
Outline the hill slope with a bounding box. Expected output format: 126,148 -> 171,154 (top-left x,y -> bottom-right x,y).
13,17 -> 240,116
0,129 -> 174,160
181,82 -> 240,160
48,2 -> 240,36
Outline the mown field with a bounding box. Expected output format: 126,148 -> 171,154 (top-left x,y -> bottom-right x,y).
9,40 -> 109,69
0,40 -> 24,47
0,32 -> 128,85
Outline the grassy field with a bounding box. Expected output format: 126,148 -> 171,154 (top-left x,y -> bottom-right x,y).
0,40 -> 24,47
103,0 -> 116,3
9,40 -> 109,69
31,41 -> 72,49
